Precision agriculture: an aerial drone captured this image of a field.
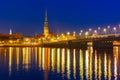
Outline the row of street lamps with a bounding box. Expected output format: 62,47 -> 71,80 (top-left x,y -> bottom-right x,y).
63,25 -> 120,37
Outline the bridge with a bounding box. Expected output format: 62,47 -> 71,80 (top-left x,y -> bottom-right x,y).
0,33 -> 120,49
42,33 -> 120,49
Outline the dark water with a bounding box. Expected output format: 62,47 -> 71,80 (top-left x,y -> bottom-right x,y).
0,46 -> 120,80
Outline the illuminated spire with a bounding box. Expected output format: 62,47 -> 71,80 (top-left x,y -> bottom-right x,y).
44,9 -> 49,37
9,29 -> 12,35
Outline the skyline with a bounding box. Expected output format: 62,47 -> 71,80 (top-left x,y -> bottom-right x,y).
0,0 -> 120,34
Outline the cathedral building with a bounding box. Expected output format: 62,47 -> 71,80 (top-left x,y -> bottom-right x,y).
35,10 -> 56,40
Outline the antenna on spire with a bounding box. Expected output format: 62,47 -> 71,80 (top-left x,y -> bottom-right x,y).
45,8 -> 48,22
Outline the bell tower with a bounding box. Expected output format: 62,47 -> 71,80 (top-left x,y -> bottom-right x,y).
44,9 -> 49,37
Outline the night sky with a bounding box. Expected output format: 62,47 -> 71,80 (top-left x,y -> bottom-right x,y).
0,0 -> 120,35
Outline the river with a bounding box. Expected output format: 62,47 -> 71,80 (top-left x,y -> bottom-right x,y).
0,46 -> 119,80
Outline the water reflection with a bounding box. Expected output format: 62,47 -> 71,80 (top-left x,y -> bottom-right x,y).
79,49 -> 83,80
67,49 -> 70,79
113,46 -> 118,80
9,47 -> 13,75
57,48 -> 60,73
73,49 -> 76,79
0,46 -> 120,80
61,48 -> 65,78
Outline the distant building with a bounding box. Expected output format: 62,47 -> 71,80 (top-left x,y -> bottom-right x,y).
9,29 -> 12,35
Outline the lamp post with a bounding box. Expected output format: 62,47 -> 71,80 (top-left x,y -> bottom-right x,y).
94,30 -> 97,34
89,28 -> 92,35
67,32 -> 70,40
107,25 -> 110,34
85,31 -> 89,38
103,28 -> 107,34
113,27 -> 116,36
73,31 -> 76,36
80,30 -> 83,36
67,32 -> 70,35
98,27 -> 101,34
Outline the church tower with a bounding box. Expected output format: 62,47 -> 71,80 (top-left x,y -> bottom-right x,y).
44,9 -> 49,37
9,28 -> 12,35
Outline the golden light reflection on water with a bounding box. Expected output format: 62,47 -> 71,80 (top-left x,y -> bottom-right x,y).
113,46 -> 118,80
0,46 -> 119,80
79,49 -> 83,80
94,50 -> 97,80
42,48 -> 45,70
35,47 -> 37,66
104,52 -> 107,80
51,48 -> 55,72
38,47 -> 42,69
9,47 -> 13,75
61,48 -> 65,78
67,49 -> 70,79
57,48 -> 60,73
73,49 -> 76,79
85,50 -> 89,80
23,47 -> 31,70
47,48 -> 50,71
89,47 -> 93,80
108,56 -> 111,80
16,47 -> 19,71
98,54 -> 102,80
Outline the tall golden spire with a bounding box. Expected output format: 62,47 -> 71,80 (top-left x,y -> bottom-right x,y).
44,9 -> 49,37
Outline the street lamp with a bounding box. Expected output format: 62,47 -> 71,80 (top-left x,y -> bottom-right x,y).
89,28 -> 92,35
103,28 -> 107,34
67,32 -> 70,35
73,31 -> 76,36
98,27 -> 101,34
85,31 -> 89,37
94,30 -> 97,34
107,25 -> 110,34
80,30 -> 83,36
113,27 -> 116,35
79,32 -> 82,36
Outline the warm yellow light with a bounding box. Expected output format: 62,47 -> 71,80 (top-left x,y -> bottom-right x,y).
80,30 -> 83,33
67,32 -> 70,35
73,31 -> 76,36
113,27 -> 116,31
94,30 -> 97,34
103,28 -> 107,32
85,31 -> 89,36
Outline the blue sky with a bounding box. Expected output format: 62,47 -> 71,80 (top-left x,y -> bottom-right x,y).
0,0 -> 120,34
